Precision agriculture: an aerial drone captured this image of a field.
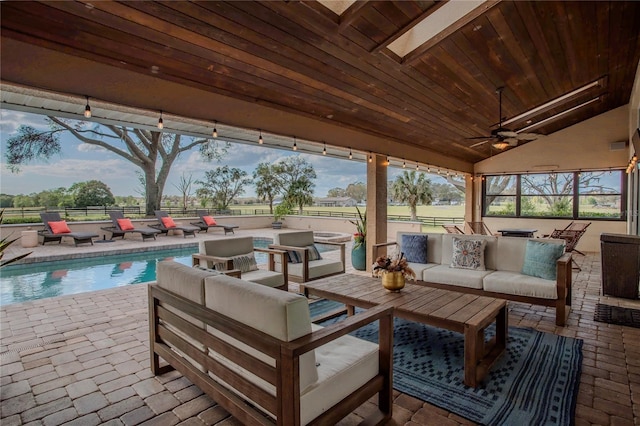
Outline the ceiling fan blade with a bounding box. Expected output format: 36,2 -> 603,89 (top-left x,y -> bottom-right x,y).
517,133 -> 541,141
470,140 -> 490,148
505,138 -> 519,146
466,135 -> 494,140
497,130 -> 518,138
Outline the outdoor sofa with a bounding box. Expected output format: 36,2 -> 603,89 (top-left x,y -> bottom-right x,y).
374,232 -> 572,326
149,260 -> 393,425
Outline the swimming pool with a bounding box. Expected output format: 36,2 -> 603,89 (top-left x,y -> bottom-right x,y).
0,239 -> 334,305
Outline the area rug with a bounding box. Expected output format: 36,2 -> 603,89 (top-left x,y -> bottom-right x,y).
310,299 -> 583,426
594,303 -> 640,328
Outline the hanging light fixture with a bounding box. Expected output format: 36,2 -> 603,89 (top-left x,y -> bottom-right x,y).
322,142 -> 326,155
157,111 -> 164,129
293,136 -> 297,151
212,121 -> 218,138
84,96 -> 92,118
349,148 -> 353,159
258,130 -> 263,144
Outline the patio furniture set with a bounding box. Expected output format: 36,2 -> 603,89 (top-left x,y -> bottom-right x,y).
147,227 -> 575,424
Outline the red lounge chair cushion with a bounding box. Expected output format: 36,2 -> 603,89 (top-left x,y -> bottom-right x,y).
49,220 -> 72,234
203,215 -> 217,226
117,218 -> 135,231
161,216 -> 177,228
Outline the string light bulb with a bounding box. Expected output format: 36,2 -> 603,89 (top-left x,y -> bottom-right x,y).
258,130 -> 263,144
293,136 -> 297,151
322,142 -> 326,155
416,163 -> 419,171
349,148 -> 352,159
84,96 -> 91,118
212,121 -> 218,138
368,153 -> 372,163
386,155 -> 390,165
402,159 -> 406,168
157,111 -> 164,129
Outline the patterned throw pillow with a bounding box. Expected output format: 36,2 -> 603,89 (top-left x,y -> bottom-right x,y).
306,244 -> 323,261
231,252 -> 259,273
451,238 -> 487,270
117,218 -> 135,231
49,220 -> 71,234
287,245 -> 322,263
402,234 -> 428,264
522,240 -> 565,280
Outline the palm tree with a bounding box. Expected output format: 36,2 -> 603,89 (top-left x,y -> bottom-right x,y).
391,171 -> 434,221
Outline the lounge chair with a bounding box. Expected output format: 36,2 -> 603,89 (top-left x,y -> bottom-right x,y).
150,210 -> 199,238
442,224 -> 465,234
190,210 -> 239,235
39,212 -> 99,246
545,222 -> 591,270
466,221 -> 496,236
102,211 -> 161,241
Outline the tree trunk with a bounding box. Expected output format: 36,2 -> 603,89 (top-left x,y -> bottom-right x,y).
410,204 -> 418,221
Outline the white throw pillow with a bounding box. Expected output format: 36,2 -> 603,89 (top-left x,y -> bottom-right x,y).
451,238 -> 487,270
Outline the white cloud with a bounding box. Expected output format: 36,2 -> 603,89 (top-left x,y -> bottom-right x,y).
77,144 -> 108,153
0,110 -> 50,134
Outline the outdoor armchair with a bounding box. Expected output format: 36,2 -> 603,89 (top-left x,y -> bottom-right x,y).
270,230 -> 345,286
39,212 -> 98,246
192,236 -> 288,290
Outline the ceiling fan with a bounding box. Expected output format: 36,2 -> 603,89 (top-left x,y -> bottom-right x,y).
468,87 -> 543,150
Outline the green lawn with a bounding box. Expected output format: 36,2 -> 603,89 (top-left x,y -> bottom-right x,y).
231,204 -> 465,218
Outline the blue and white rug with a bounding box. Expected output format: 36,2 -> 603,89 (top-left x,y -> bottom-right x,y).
310,299 -> 583,426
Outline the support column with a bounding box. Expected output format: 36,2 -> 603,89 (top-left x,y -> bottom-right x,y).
366,154 -> 387,272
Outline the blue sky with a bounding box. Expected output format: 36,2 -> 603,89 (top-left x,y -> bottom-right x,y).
0,109 -> 448,198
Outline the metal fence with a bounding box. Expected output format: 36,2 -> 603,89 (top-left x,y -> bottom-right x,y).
2,206 -> 464,227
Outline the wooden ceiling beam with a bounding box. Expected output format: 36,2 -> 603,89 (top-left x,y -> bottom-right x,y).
338,0 -> 370,32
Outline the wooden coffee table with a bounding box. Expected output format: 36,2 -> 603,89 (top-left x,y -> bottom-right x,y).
304,274 -> 508,387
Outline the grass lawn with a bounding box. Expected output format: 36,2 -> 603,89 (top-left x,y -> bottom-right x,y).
231,204 -> 465,218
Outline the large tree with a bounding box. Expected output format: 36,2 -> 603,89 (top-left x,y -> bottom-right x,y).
5,117 -> 228,215
391,171 -> 434,220
69,180 -> 115,207
196,166 -> 252,210
274,156 -> 316,213
253,163 -> 282,214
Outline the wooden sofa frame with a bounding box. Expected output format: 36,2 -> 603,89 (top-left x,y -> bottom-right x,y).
148,284 -> 394,426
373,242 -> 573,326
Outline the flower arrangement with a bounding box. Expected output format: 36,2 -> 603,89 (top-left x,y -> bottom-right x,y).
372,252 -> 416,280
349,206 -> 366,250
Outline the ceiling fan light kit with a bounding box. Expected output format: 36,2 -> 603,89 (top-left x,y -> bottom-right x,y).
468,86 -> 544,150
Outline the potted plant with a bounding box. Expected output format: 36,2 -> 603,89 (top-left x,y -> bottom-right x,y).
349,206 -> 367,270
272,202 -> 292,229
372,252 -> 416,292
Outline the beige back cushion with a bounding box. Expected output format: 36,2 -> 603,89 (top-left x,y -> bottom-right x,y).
204,274 -> 318,392
396,232 -> 443,264
200,236 -> 254,258
496,237 -> 565,273
442,234 -> 498,270
274,231 -> 315,247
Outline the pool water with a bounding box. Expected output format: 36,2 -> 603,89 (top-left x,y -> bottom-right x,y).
0,239 -> 334,305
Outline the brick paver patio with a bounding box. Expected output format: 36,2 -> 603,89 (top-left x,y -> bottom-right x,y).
1,229 -> 639,425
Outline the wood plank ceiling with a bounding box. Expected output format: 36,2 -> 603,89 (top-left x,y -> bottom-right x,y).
1,1 -> 639,167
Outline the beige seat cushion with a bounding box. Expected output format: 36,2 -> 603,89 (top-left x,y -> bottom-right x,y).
422,264 -> 493,289
242,269 -> 286,288
286,258 -> 344,280
483,271 -> 558,299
